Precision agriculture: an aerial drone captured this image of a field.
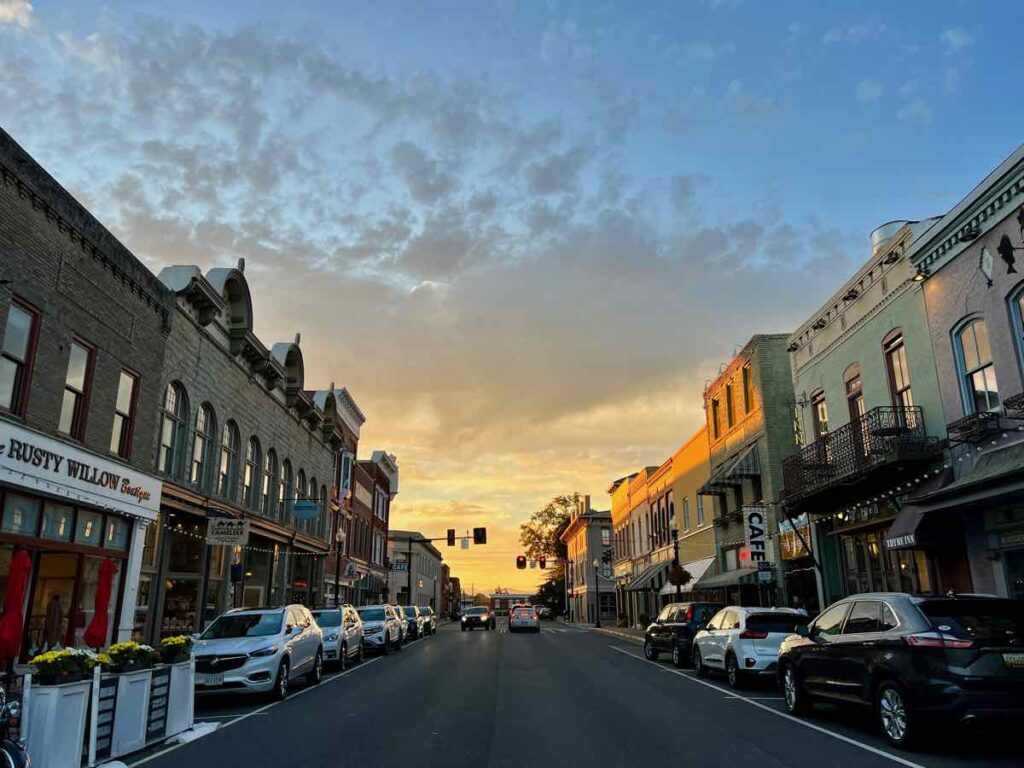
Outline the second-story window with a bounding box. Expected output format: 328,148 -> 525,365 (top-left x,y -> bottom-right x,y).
1,298 -> 39,417
601,527 -> 610,547
742,364 -> 752,413
683,497 -> 691,530
190,403 -> 216,490
884,331 -> 914,411
262,449 -> 278,517
58,338 -> 95,439
219,421 -> 240,499
696,495 -> 705,526
811,390 -> 829,440
711,397 -> 721,439
725,383 -> 735,427
243,437 -> 261,508
159,382 -> 189,477
956,318 -> 999,413
281,459 -> 293,520
109,369 -> 138,458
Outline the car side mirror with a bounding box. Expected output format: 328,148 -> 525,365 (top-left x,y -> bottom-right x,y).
796,624 -> 810,638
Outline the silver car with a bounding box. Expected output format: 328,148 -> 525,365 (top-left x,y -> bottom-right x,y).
194,605 -> 324,700
357,605 -> 402,654
402,605 -> 426,639
312,605 -> 364,669
418,606 -> 437,635
390,604 -> 408,644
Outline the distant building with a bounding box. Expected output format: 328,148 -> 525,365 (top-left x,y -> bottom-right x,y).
388,530 -> 443,608
489,590 -> 534,615
559,495 -> 614,623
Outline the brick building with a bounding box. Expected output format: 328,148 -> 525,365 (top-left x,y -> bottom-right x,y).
0,126 -> 168,652
350,451 -> 398,604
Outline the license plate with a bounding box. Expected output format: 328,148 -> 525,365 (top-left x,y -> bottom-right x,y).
1003,653 -> 1024,669
197,673 -> 224,686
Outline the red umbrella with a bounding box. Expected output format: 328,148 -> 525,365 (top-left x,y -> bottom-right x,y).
0,549 -> 33,662
83,559 -> 118,649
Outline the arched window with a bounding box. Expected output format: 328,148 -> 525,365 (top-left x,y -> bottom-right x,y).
244,437 -> 261,509
955,317 -> 999,413
319,484 -> 328,536
262,449 -> 278,517
307,476 -> 318,532
297,469 -> 307,502
280,459 -> 293,520
190,403 -> 216,490
158,382 -> 189,477
218,420 -> 240,500
1008,282 -> 1024,376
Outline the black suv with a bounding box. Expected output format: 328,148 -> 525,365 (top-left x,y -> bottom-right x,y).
461,606 -> 496,631
778,593 -> 1024,748
643,602 -> 724,667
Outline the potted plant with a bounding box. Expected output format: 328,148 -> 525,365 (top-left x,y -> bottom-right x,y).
107,641 -> 159,673
28,647 -> 100,685
24,649 -> 99,767
106,642 -> 158,757
159,634 -> 193,664
161,636 -> 195,738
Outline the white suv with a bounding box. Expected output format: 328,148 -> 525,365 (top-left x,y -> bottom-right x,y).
692,606 -> 809,688
194,605 -> 324,699
357,604 -> 403,654
312,605 -> 364,668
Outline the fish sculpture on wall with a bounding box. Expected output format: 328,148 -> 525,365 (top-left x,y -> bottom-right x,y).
998,234 -> 1018,274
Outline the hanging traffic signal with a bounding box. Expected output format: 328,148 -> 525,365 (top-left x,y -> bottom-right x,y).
473,527 -> 487,545
539,556 -> 546,569
516,554 -> 527,569
447,528 -> 456,547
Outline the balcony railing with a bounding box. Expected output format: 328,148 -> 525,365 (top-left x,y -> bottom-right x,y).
782,405 -> 938,507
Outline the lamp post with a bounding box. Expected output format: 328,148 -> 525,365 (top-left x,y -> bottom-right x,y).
592,557 -> 602,628
670,517 -> 682,602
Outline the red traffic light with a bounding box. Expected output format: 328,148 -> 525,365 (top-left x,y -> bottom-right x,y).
539,556 -> 546,569
516,555 -> 527,570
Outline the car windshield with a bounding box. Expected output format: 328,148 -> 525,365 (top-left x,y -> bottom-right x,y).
358,607 -> 386,622
746,613 -> 810,633
466,607 -> 488,616
312,610 -> 341,627
918,599 -> 1024,644
404,606 -> 418,617
419,607 -> 431,614
201,612 -> 282,639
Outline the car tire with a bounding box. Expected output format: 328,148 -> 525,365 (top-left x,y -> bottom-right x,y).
877,680 -> 916,748
782,663 -> 810,716
357,641 -> 365,663
339,643 -> 347,671
693,647 -> 708,678
273,659 -> 290,701
672,644 -> 685,668
307,649 -> 324,685
726,653 -> 742,689
396,633 -> 404,651
643,639 -> 660,661
382,636 -> 391,655
461,625 -> 467,631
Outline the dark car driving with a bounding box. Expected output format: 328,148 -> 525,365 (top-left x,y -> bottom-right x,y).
643,602 -> 724,667
778,593 -> 1024,748
461,606 -> 496,631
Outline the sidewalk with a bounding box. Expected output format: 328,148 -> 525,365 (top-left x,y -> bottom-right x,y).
559,619 -> 644,644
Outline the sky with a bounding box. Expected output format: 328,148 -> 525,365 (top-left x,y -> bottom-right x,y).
2,0 -> 1023,593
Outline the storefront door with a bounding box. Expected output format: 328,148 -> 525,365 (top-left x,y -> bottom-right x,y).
27,553 -> 76,654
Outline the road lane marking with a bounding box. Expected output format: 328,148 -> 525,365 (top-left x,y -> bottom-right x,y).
609,646 -> 926,768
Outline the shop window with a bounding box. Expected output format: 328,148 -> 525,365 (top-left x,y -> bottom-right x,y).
28,552 -> 76,653
218,420 -> 240,500
142,517 -> 160,569
75,555 -> 122,647
58,337 -> 95,439
954,317 -> 1000,413
161,578 -> 199,639
41,502 -> 73,541
0,297 -> 39,417
133,574 -> 152,641
167,517 -> 204,573
75,510 -> 103,546
243,437 -> 261,509
2,493 -> 40,536
105,517 -> 129,550
190,403 -> 216,490
109,369 -> 139,458
262,449 -> 278,518
883,330 -> 914,411
159,382 -> 190,477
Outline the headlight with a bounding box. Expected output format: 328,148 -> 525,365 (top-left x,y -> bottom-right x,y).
5,701 -> 20,720
249,645 -> 280,658
324,633 -> 339,642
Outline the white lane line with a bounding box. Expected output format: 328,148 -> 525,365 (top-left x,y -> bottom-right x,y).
129,656 -> 382,766
609,646 -> 926,768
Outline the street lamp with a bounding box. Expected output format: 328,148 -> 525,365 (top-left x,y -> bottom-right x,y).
592,557 -> 602,628
670,517 -> 682,602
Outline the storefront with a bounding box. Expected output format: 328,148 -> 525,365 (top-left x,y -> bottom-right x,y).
778,513 -> 820,614
0,420 -> 161,656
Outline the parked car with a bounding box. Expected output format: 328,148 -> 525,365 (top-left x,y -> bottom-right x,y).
312,605 -> 364,669
778,593 -> 1024,748
537,607 -> 554,620
643,602 -> 724,667
388,604 -> 407,645
509,605 -> 541,633
194,605 -> 323,700
692,606 -> 809,687
357,604 -> 403,654
461,606 -> 496,630
419,606 -> 437,635
403,605 -> 426,639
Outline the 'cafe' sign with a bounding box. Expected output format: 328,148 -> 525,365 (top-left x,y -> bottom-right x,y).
0,420 -> 161,520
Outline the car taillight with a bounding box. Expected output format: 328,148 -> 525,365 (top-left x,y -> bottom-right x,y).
739,630 -> 768,639
906,632 -> 974,650
685,606 -> 694,621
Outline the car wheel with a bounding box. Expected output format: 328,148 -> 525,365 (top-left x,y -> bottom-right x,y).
672,644 -> 685,668
643,639 -> 660,661
357,641 -> 365,663
273,659 -> 290,701
726,653 -> 743,689
396,632 -> 404,651
877,681 -> 915,748
339,643 -> 347,671
782,664 -> 810,715
382,635 -> 391,655
307,649 -> 324,685
461,625 -> 467,631
693,647 -> 708,678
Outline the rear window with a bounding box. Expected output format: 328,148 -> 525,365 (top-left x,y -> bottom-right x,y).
404,606 -> 418,617
746,613 -> 810,634
357,607 -> 386,621
918,599 -> 1024,644
312,610 -> 341,627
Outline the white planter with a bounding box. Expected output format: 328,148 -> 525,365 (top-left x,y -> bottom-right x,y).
24,677 -> 91,768
111,668 -> 153,757
165,659 -> 194,737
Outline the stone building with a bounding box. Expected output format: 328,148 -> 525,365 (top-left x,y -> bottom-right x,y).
560,495 -> 614,623
0,126 -> 168,651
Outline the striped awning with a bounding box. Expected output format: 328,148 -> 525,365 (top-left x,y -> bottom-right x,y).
698,443 -> 761,495
625,560 -> 670,592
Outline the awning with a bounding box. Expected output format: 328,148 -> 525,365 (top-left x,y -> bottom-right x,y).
908,443 -> 1024,512
625,560 -> 670,592
883,504 -> 931,550
695,567 -> 758,590
659,556 -> 715,596
698,444 -> 761,495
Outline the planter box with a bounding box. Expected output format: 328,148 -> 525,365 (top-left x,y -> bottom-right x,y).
164,659 -> 194,737
24,677 -> 91,768
110,668 -> 153,757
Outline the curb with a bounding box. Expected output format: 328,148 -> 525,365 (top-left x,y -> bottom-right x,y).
593,627 -> 643,644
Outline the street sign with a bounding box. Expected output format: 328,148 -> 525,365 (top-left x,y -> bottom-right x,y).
461,537 -> 470,550
206,517 -> 249,546
292,500 -> 319,520
757,569 -> 773,584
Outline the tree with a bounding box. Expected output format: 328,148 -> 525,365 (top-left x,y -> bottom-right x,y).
519,493 -> 576,577
534,574 -> 565,614
472,593 -> 490,607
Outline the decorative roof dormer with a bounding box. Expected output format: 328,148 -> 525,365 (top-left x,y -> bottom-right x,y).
157,265 -> 227,326
271,334 -> 306,408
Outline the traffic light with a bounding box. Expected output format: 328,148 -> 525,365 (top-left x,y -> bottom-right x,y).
539,556 -> 546,569
516,554 -> 527,570
447,528 -> 456,547
473,527 -> 487,545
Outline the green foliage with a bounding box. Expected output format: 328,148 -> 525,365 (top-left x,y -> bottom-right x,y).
518,493 -> 576,576
533,574 -> 566,614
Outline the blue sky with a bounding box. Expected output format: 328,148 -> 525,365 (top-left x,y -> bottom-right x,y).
2,0 -> 1022,589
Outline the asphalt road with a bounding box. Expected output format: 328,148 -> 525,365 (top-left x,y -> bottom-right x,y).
130,621 -> 1023,768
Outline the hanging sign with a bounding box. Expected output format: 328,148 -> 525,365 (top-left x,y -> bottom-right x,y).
292,500 -> 319,520
206,517 -> 250,546
744,506 -> 770,564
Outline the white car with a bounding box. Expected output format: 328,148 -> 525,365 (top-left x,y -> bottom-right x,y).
692,606 -> 809,688
508,605 -> 541,633
312,605 -> 364,668
357,604 -> 403,654
194,605 -> 324,700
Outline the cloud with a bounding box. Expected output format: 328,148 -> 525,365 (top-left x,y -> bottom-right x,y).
670,175 -> 699,213
822,22 -> 886,45
856,79 -> 883,103
897,98 -> 931,124
0,0 -> 32,27
664,40 -> 737,65
941,27 -> 974,52
723,79 -> 776,123
390,141 -> 457,205
524,146 -> 590,196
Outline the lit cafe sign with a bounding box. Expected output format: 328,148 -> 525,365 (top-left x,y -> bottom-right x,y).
0,420 -> 161,520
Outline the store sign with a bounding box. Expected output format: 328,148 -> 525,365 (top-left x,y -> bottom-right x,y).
744,506 -> 769,564
779,512 -> 812,560
292,500 -> 319,520
390,560 -> 409,572
0,420 -> 160,520
206,517 -> 250,546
